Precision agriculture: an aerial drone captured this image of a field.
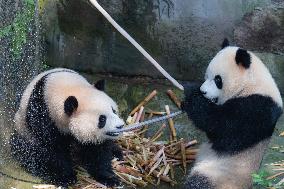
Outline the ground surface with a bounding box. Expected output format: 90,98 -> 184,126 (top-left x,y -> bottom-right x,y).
0,76 -> 283,188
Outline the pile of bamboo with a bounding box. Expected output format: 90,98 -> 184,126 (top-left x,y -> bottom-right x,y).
74,89 -> 198,189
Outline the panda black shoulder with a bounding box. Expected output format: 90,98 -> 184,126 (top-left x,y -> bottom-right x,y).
211,94 -> 282,154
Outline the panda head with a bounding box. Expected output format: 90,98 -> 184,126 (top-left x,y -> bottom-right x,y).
200,39 -> 282,106
60,79 -> 124,144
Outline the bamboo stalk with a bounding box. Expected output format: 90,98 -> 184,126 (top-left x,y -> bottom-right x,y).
266,172 -> 284,180
185,140 -> 198,148
131,112 -> 138,124
163,164 -> 170,176
180,139 -> 187,173
130,90 -> 157,116
148,156 -> 163,176
149,147 -> 164,167
135,106 -> 144,123
169,163 -> 175,186
152,170 -> 175,183
151,124 -> 166,141
141,113 -> 153,138
165,105 -> 177,142
167,89 -> 181,109
145,111 -> 166,115
186,149 -> 199,155
172,160 -> 194,166
166,154 -> 196,160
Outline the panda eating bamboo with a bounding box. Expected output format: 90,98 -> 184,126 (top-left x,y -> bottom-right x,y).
10,68 -> 125,187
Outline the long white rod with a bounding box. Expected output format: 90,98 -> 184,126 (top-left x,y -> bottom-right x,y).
109,110 -> 184,133
89,0 -> 184,91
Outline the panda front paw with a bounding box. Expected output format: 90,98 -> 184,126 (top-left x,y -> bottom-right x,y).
183,83 -> 201,99
181,83 -> 204,120
112,144 -> 123,160
96,171 -> 121,187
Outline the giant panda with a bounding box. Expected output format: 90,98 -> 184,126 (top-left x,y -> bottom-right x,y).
181,39 -> 283,189
10,68 -> 125,187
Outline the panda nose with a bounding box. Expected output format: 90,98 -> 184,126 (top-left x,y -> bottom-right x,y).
201,90 -> 207,95
116,125 -> 123,129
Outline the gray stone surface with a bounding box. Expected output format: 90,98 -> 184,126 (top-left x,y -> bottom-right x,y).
44,0 -> 273,82
234,5 -> 284,54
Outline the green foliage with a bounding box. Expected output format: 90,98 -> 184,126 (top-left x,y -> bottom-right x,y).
0,25 -> 12,38
0,0 -> 35,59
252,170 -> 284,189
252,170 -> 272,188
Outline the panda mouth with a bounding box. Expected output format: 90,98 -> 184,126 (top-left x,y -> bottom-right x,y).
212,98 -> 218,103
106,132 -> 120,137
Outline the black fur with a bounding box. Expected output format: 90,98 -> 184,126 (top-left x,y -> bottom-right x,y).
181,84 -> 283,154
79,140 -> 123,186
185,174 -> 215,189
10,72 -> 122,187
11,75 -> 77,186
221,38 -> 229,49
235,48 -> 251,69
95,79 -> 105,91
64,96 -> 78,116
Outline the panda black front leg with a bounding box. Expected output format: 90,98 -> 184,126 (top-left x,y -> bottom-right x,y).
182,83 -> 219,133
44,151 -> 77,187
110,141 -> 123,160
185,174 -> 215,189
10,133 -> 77,187
79,141 -> 120,187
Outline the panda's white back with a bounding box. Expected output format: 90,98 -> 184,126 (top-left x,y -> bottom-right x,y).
14,68 -> 76,133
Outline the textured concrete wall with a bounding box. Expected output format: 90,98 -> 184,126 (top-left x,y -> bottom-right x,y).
43,0 -> 284,93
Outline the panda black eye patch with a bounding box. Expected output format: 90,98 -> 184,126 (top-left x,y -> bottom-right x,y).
98,115 -> 107,129
214,75 -> 223,89
112,107 -> 117,114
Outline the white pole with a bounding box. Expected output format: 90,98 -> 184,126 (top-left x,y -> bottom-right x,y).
89,0 -> 184,91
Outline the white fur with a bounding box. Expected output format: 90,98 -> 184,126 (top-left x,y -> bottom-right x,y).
14,68 -> 74,134
191,140 -> 269,189
190,46 -> 283,189
15,68 -> 124,143
200,80 -> 220,102
201,47 -> 283,107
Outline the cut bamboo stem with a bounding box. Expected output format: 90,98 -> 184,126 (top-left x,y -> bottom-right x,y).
180,139 -> 187,173
167,89 -> 181,109
135,106 -> 144,123
185,140 -> 198,148
165,105 -> 177,142
130,90 -> 157,116
131,112 -> 138,124
151,124 -> 166,141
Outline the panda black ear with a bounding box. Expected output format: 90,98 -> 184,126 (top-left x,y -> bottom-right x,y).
94,79 -> 105,91
64,96 -> 78,116
221,38 -> 230,49
235,48 -> 251,69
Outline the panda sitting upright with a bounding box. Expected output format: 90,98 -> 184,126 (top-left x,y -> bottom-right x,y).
10,68 -> 125,187
181,39 -> 283,189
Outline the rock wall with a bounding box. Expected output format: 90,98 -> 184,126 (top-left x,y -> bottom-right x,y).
43,0 -> 284,93
0,0 -> 43,174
